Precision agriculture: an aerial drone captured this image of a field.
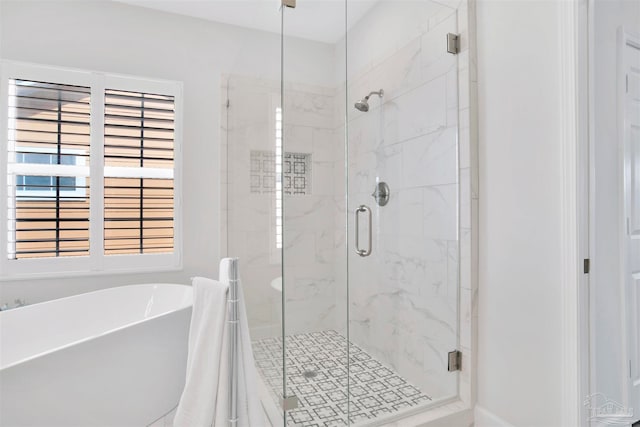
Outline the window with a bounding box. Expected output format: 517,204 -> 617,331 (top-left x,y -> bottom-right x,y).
0,62 -> 182,277
103,89 -> 176,256
16,147 -> 87,200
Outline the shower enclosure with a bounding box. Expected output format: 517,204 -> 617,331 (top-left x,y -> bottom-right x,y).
223,1 -> 474,425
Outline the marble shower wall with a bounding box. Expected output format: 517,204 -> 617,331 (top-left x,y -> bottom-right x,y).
335,2 -> 461,399
223,75 -> 339,338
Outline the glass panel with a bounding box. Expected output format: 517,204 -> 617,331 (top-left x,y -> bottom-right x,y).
281,2 -> 350,426
222,4 -> 286,426
226,1 -> 461,425
345,0 -> 460,420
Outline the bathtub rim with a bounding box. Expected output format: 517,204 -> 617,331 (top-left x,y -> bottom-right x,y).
0,283 -> 193,372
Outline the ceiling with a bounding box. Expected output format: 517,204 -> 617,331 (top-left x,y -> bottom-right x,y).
115,0 -> 379,44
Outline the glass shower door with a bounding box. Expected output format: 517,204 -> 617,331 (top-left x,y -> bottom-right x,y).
345,1 -> 461,419
235,1 -> 462,425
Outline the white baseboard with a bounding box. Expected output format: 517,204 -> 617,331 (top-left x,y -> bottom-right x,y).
474,405 -> 515,427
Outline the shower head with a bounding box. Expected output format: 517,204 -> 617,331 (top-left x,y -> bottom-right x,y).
354,89 -> 384,112
354,99 -> 370,112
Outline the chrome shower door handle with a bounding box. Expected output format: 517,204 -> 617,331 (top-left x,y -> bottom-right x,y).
355,205 -> 372,257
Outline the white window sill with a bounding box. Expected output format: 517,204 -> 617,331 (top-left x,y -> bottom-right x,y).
0,264 -> 183,282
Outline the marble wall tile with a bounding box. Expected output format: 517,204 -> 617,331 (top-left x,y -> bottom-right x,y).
284,125 -> 313,153
423,184 -> 458,240
312,161 -> 334,196
282,230 -> 316,267
375,144 -> 404,189
382,75 -> 448,146
447,240 -> 460,302
365,38 -> 423,103
227,194 -> 273,233
283,196 -> 334,232
315,229 -> 335,265
243,264 -> 282,330
312,128 -> 335,162
428,3 -> 459,30
397,188 -> 425,237
401,126 -> 458,188
284,90 -> 334,129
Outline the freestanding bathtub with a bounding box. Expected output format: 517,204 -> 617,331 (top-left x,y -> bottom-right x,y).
0,283 -> 193,427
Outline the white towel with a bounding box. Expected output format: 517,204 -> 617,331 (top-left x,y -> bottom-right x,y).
173,259 -> 264,427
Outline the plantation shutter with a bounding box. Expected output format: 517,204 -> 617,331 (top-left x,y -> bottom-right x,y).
103,89 -> 175,255
6,79 -> 91,259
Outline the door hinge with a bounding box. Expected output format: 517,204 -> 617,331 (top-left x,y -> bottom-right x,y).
226,99 -> 230,108
448,350 -> 462,372
447,33 -> 460,55
281,394 -> 299,411
583,258 -> 590,274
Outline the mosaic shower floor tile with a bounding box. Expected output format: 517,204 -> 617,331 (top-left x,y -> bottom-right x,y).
252,330 -> 432,426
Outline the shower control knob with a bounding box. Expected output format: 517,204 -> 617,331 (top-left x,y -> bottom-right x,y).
372,182 -> 390,206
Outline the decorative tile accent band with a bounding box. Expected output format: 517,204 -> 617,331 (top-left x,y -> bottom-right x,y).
251,150 -> 311,195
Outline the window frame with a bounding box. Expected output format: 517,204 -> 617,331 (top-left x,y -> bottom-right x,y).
0,61 -> 183,279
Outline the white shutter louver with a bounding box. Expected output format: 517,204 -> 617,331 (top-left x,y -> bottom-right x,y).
103,89 -> 175,255
6,79 -> 91,259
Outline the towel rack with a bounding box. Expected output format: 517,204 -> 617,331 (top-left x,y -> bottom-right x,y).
227,258 -> 239,427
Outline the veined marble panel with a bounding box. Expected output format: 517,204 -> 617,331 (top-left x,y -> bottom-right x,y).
382,76 -> 448,146
401,126 -> 458,188
423,184 -> 458,240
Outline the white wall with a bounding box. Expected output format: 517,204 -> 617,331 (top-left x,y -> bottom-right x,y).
592,0 -> 640,407
476,0 -> 564,425
0,0 -> 334,306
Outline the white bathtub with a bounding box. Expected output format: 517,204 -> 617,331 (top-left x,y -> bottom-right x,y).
0,283 -> 193,427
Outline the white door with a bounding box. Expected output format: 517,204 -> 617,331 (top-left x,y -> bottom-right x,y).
623,32 -> 640,419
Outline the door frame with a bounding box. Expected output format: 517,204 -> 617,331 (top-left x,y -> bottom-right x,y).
559,0 -> 590,425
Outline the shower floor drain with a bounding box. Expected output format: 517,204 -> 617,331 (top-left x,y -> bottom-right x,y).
302,370 -> 317,379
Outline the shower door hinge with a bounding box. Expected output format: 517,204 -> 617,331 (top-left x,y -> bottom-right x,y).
583,258 -> 590,274
281,395 -> 299,411
282,0 -> 296,8
447,33 -> 460,55
448,350 -> 462,372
